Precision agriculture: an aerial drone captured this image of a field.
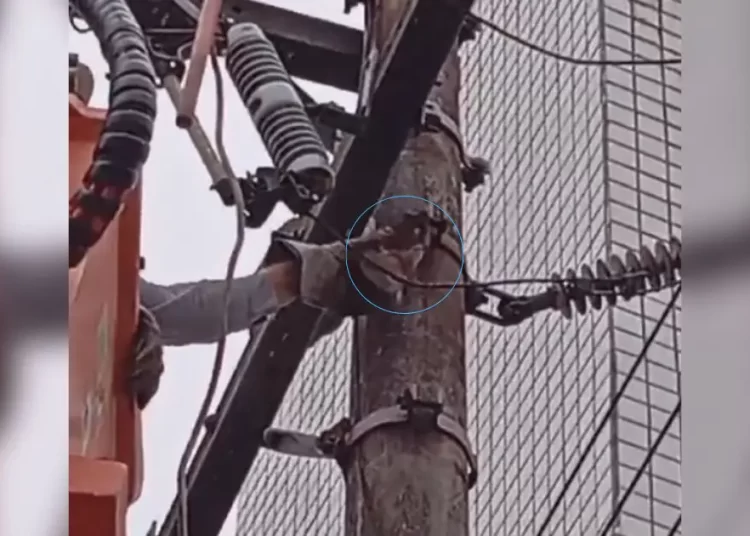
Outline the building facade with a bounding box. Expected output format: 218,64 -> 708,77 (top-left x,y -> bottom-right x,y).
237,0 -> 682,534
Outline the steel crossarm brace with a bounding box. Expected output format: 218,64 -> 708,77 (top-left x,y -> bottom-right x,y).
156,1 -> 476,534
182,0 -> 363,91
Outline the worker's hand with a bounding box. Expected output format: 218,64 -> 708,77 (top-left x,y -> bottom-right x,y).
271,222 -> 431,315
129,307 -> 164,410
347,212 -> 436,254
347,242 -> 428,310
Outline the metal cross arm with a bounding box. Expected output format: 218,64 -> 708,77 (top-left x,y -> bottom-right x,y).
155,1 -> 476,535
167,0 -> 363,91
219,0 -> 362,92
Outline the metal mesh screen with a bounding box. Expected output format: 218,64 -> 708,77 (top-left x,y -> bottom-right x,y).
236,320 -> 351,535
461,0 -> 613,534
601,0 -> 682,534
237,0 -> 681,534
461,0 -> 682,535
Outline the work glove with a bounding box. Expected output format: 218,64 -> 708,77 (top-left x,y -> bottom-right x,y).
262,216 -> 349,346
271,217 -> 432,316
129,306 -> 165,410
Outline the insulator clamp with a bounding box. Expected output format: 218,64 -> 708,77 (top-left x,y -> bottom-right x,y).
467,236 -> 683,327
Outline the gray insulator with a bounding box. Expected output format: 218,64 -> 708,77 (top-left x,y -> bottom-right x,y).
226,23 -> 333,197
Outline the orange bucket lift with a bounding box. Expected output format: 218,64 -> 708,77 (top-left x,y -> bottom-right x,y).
68,60 -> 144,536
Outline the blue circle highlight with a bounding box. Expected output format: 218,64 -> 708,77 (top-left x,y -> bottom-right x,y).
344,194 -> 465,315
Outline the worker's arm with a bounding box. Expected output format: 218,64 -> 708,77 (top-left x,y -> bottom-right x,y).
131,217 -> 438,409
131,262 -> 302,409
139,261 -> 300,347
137,217 -> 431,348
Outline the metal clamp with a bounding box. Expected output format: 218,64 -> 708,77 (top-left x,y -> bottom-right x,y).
464,279 -> 564,327
419,101 -> 490,193
262,387 -> 478,489
343,0 -> 364,14
69,53 -> 94,104
305,102 -> 366,137
458,15 -> 482,44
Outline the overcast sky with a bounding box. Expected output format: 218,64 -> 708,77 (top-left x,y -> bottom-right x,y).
69,1 -> 360,534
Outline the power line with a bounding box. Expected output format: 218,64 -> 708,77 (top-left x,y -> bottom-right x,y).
598,400 -> 681,535
666,514 -> 682,536
531,285 -> 682,536
469,13 -> 681,66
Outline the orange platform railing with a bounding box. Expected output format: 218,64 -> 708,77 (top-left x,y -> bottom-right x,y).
69,94 -> 144,536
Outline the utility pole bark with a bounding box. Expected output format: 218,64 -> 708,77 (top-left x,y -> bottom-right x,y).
345,2 -> 468,535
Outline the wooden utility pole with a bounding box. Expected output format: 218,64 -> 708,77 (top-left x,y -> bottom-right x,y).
345,2 -> 469,535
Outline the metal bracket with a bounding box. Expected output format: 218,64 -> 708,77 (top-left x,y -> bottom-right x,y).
343,0 -> 363,15
210,166 -> 321,229
262,386 -> 478,489
145,521 -> 158,536
358,47 -> 379,115
69,53 -> 94,104
458,14 -> 482,44
292,81 -> 362,152
465,284 -> 559,327
419,101 -> 490,193
305,102 -> 366,137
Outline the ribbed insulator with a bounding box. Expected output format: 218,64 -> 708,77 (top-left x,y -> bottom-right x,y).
69,0 -> 157,268
551,236 -> 682,318
226,23 -> 333,198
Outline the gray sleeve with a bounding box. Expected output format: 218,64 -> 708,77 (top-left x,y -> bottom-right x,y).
139,272 -> 279,347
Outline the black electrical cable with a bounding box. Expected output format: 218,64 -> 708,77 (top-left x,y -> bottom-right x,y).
68,4 -> 91,33
666,514 -> 682,536
531,285 -> 681,536
598,401 -> 681,535
468,13 -> 681,66
69,0 -> 157,267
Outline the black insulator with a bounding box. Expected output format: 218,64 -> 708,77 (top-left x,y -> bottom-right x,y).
69,0 -> 157,268
550,237 -> 682,319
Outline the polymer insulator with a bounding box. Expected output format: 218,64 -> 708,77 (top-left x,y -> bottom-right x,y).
69,0 -> 157,268
226,23 -> 333,199
550,237 -> 682,319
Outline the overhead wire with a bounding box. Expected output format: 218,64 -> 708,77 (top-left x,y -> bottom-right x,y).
175,49 -> 247,536
531,285 -> 681,536
68,4 -> 91,33
598,400 -> 682,535
467,12 -> 681,66
666,514 -> 682,536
